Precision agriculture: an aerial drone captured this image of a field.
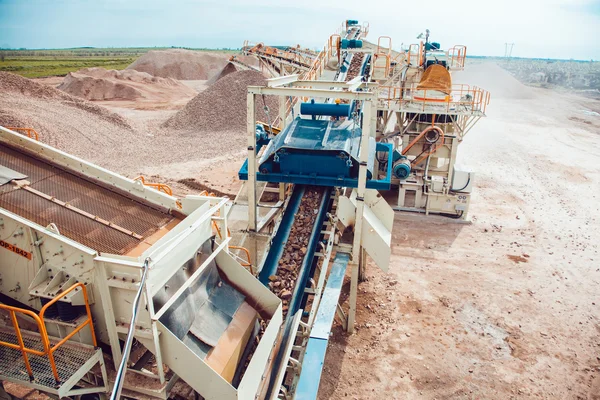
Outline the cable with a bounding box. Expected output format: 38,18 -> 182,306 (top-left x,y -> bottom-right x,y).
442,210 -> 464,219
110,257 -> 150,400
452,173 -> 471,193
262,94 -> 274,136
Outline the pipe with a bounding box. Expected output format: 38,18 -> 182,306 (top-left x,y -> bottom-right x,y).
110,257 -> 150,400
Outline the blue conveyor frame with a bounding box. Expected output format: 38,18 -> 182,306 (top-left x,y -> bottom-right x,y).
239,142 -> 393,190
259,184 -> 333,399
295,252 -> 349,399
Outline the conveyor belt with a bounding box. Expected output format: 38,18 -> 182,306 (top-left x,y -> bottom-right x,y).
0,142 -> 174,254
258,184 -> 333,398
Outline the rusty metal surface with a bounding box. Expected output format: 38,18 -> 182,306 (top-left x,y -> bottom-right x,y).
0,143 -> 174,254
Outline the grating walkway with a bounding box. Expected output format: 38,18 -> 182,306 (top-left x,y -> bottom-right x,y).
0,327 -> 98,389
0,142 -> 174,254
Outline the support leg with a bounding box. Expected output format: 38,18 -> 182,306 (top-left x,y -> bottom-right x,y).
247,93 -> 257,231
358,246 -> 367,282
347,261 -> 359,333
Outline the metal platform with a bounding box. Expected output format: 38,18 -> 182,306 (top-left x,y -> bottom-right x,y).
0,142 -> 174,254
0,327 -> 106,397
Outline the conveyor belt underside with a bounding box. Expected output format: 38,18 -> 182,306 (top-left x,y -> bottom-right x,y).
0,143 -> 173,254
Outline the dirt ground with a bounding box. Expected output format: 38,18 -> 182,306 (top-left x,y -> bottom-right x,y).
318,63 -> 600,399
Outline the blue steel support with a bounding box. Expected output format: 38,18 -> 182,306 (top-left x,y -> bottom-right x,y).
239,142 -> 394,190
295,253 -> 350,399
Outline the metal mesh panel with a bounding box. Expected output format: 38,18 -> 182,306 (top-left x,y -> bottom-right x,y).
0,143 -> 174,254
0,328 -> 97,389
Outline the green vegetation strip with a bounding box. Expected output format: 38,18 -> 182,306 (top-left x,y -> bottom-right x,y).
0,48 -> 238,78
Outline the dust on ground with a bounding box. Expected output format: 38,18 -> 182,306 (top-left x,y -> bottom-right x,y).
318,63 -> 600,399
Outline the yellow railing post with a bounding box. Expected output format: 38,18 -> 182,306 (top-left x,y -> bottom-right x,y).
0,282 -> 98,386
9,310 -> 34,380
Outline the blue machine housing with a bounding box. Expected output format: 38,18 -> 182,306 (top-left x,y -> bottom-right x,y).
262,118 -> 370,179
340,39 -> 363,49
239,117 -> 393,189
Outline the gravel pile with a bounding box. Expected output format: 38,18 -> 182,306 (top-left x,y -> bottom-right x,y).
268,187 -> 323,316
127,49 -> 226,80
163,70 -> 278,132
0,72 -> 132,130
126,50 -> 256,81
0,72 -> 251,181
58,67 -> 196,101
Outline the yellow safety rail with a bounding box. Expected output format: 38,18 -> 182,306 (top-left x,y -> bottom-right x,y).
243,41 -> 312,69
379,83 -> 490,114
134,176 -> 173,196
407,43 -> 424,66
448,45 -> 467,69
371,36 -> 392,79
6,127 -> 40,141
0,283 -> 97,384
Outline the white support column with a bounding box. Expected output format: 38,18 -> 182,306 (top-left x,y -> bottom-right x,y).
447,136 -> 458,185
247,92 -> 257,231
278,94 -> 287,203
279,92 -> 287,130
96,263 -> 122,370
358,246 -> 367,282
145,285 -> 166,384
347,99 -> 374,333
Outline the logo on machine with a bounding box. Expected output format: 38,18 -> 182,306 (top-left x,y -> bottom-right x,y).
0,240 -> 32,260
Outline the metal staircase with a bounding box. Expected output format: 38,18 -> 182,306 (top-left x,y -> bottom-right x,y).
0,283 -> 108,398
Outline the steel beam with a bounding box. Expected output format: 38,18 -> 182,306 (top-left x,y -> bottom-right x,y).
247,86 -> 375,101
247,93 -> 257,231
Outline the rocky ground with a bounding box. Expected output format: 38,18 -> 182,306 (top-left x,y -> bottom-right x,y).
500,58 -> 600,99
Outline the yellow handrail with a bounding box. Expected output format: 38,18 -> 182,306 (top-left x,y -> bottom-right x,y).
0,282 -> 97,385
0,305 -> 50,381
6,127 -> 40,141
229,246 -> 253,274
134,176 -> 173,196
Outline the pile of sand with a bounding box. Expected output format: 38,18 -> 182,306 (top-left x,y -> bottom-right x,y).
163,70 -> 278,132
57,67 -> 197,106
127,49 -> 255,81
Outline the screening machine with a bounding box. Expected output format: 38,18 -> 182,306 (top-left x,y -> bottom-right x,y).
0,126 -> 282,399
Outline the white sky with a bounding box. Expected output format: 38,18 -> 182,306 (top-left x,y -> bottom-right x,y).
1,0 -> 599,59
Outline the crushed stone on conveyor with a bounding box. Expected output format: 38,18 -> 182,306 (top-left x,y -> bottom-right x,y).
345,52 -> 365,81
268,186 -> 323,317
